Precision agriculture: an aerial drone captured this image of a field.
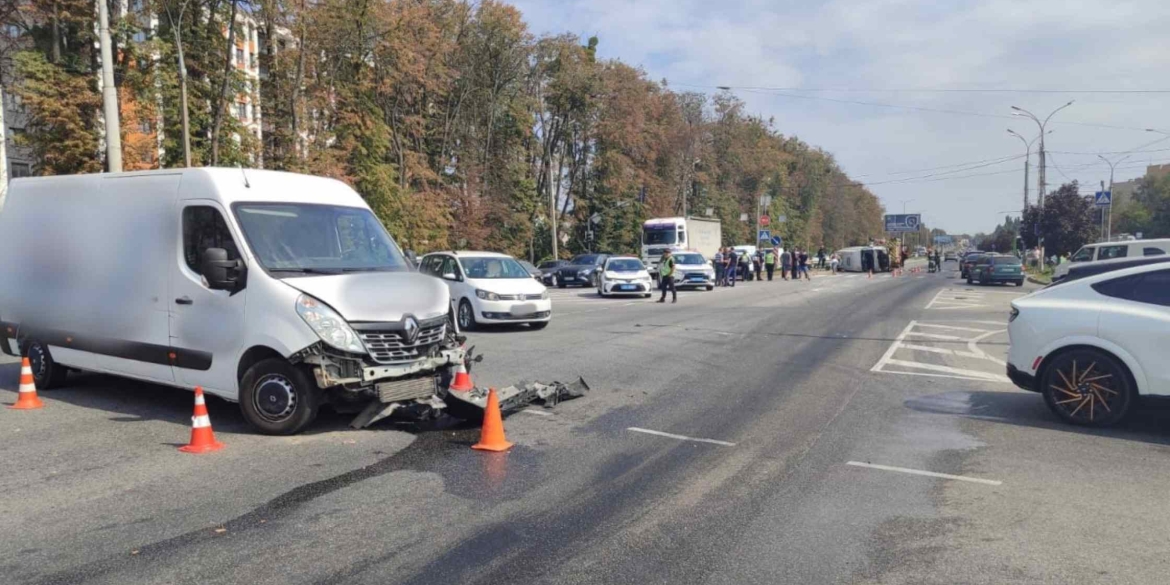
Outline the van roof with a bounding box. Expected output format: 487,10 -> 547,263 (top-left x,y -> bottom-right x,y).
9,167 -> 363,208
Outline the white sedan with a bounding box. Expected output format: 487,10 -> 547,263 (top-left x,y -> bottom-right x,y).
420,251 -> 551,331
1007,261 -> 1170,426
598,256 -> 654,298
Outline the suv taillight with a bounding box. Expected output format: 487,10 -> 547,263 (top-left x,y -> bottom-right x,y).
1009,306 -> 1019,323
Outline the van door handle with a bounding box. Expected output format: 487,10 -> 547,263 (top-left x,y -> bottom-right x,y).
175,297 -> 194,305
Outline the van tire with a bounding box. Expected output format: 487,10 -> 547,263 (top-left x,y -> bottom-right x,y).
24,340 -> 68,390
239,359 -> 320,435
457,299 -> 478,331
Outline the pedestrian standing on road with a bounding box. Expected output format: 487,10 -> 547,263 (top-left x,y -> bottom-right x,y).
817,247 -> 826,270
780,248 -> 792,280
830,253 -> 840,274
799,249 -> 811,281
657,249 -> 677,303
764,247 -> 776,281
725,248 -> 737,287
713,248 -> 725,286
754,250 -> 764,281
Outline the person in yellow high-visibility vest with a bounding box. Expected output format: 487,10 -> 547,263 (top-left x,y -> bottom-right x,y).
764,248 -> 776,281
657,249 -> 677,303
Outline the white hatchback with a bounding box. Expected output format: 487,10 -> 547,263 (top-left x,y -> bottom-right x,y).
1007,262 -> 1170,426
420,252 -> 551,331
598,256 -> 654,297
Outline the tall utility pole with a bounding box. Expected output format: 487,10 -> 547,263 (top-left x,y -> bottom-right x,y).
97,0 -> 123,172
1011,102 -> 1073,208
1007,129 -> 1046,213
549,174 -> 558,260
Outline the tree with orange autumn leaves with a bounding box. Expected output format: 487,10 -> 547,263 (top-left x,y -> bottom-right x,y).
2,0 -> 884,260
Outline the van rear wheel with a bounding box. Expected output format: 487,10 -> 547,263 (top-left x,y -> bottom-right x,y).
240,359 -> 320,435
25,340 -> 68,390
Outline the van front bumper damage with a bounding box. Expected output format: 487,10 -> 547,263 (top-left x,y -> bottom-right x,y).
297,344 -> 466,428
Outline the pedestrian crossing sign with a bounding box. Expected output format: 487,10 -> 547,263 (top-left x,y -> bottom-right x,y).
758,230 -> 771,241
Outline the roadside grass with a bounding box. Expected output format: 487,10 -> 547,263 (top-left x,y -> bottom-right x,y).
1026,266 -> 1053,284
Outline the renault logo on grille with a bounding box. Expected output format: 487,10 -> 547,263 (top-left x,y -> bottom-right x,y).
403,317 -> 420,344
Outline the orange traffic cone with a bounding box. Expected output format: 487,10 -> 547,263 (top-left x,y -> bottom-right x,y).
472,388 -> 513,452
9,357 -> 44,410
179,387 -> 224,454
450,362 -> 474,392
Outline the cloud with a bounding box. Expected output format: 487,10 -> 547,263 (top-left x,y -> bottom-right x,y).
510,0 -> 1170,233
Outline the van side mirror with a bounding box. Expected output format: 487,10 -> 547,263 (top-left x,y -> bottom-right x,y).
441,271 -> 459,281
201,248 -> 246,293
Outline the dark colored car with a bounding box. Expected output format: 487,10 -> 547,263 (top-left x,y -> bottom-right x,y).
969,254 -> 1024,286
517,260 -> 542,281
960,253 -> 986,279
537,260 -> 568,286
556,254 -> 610,288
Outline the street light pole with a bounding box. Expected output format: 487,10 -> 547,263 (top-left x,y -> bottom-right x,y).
1011,101 -> 1074,209
1096,153 -> 1132,241
1007,129 -> 1047,213
97,0 -> 123,172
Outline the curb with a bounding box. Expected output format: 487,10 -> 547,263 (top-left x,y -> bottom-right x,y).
1025,275 -> 1049,286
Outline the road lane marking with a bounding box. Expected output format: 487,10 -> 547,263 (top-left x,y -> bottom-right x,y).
914,323 -> 995,333
899,343 -> 985,359
966,330 -> 1008,366
521,409 -> 553,416
627,427 -> 736,447
903,331 -> 964,341
870,321 -> 916,373
884,359 -> 1011,382
846,461 -> 1002,486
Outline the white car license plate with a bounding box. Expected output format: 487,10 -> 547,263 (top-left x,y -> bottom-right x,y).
619,284 -> 636,291
512,303 -> 538,317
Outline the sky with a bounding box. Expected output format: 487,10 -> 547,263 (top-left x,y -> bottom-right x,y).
509,0 -> 1170,235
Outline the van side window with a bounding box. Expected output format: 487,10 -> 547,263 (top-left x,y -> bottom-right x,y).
440,256 -> 459,278
1070,247 -> 1094,262
1144,247 -> 1166,257
183,206 -> 240,275
1097,245 -> 1127,260
421,256 -> 441,276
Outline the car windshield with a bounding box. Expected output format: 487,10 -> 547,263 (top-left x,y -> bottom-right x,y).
570,254 -> 602,265
607,259 -> 645,272
673,253 -> 706,265
459,256 -> 531,279
234,203 -> 411,273
643,226 -> 678,245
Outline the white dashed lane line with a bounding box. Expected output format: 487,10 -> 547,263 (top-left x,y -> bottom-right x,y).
627,427 -> 737,447
846,461 -> 1003,486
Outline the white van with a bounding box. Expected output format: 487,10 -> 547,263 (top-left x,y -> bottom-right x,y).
1054,239 -> 1170,281
0,168 -> 465,434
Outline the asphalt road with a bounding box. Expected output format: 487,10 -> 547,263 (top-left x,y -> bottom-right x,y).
4,261 -> 1170,584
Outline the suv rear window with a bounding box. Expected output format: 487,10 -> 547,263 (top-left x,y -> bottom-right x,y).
1092,269 -> 1170,307
1144,247 -> 1166,257
992,256 -> 1022,265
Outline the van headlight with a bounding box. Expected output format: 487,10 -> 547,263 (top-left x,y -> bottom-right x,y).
476,289 -> 501,301
295,294 -> 366,354
541,289 -> 550,300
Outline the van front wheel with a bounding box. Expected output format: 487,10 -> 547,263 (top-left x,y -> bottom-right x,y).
240,359 -> 320,435
25,340 -> 68,390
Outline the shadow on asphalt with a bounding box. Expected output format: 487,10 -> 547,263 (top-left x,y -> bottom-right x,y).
0,361 -> 482,437
906,390 -> 1170,446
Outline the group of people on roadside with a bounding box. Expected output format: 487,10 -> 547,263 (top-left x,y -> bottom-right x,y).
710,246 -> 840,286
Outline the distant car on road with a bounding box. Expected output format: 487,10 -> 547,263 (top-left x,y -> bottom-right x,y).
968,254 -> 1024,286
1008,262 -> 1170,427
960,252 -> 986,279
537,260 -> 568,286
556,254 -> 610,288
597,256 -> 653,297
420,251 -> 551,331
672,252 -> 715,290
517,259 -> 542,281
944,252 -> 957,262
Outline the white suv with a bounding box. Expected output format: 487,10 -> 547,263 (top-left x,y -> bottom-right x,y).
1007,262 -> 1170,426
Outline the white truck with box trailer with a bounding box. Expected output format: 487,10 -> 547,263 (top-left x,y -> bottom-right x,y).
641,216 -> 722,277
0,168 -> 468,434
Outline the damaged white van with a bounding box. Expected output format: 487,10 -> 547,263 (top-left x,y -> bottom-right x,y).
0,168 -> 464,434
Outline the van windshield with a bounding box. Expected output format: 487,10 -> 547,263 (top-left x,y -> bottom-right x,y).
234,203 -> 411,273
